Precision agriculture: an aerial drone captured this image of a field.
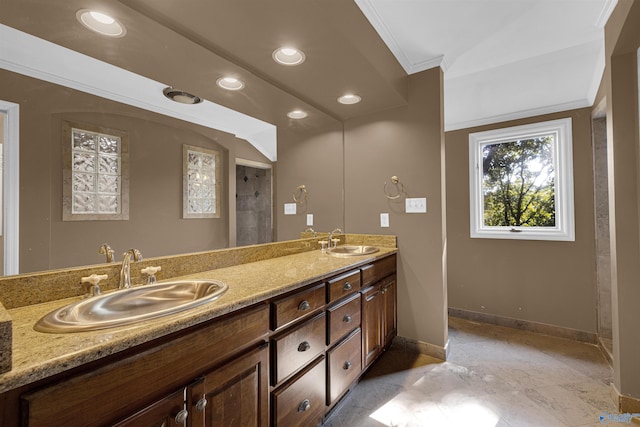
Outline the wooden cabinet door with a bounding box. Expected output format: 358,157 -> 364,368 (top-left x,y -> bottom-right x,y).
361,285 -> 383,369
112,388 -> 186,427
188,344 -> 269,427
382,275 -> 397,346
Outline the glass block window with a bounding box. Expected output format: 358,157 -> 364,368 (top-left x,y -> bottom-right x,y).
183,145 -> 221,219
71,128 -> 121,214
63,121 -> 129,221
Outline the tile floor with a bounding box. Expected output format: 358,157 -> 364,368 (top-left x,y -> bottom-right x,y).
324,317 -> 622,427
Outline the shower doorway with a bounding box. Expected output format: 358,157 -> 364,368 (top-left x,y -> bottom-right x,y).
235,159 -> 273,246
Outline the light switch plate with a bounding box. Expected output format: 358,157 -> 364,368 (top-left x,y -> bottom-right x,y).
306,214 -> 313,226
284,203 -> 297,215
380,213 -> 390,228
406,197 -> 427,213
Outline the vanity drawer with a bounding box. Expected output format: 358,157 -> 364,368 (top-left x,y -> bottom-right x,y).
327,329 -> 362,405
327,293 -> 361,346
361,254 -> 396,288
272,357 -> 326,427
272,312 -> 326,385
326,269 -> 361,304
272,283 -> 325,330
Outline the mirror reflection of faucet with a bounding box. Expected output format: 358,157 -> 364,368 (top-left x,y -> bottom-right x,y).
98,243 -> 115,263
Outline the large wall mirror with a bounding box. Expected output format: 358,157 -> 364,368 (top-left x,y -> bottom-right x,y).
0,30 -> 345,276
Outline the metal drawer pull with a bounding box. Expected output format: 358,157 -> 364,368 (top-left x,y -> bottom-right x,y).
298,341 -> 311,352
343,314 -> 352,323
343,360 -> 352,370
343,281 -> 352,291
298,300 -> 310,311
298,399 -> 312,412
195,397 -> 207,412
175,409 -> 189,425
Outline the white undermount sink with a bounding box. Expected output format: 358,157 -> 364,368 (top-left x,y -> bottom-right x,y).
34,280 -> 228,333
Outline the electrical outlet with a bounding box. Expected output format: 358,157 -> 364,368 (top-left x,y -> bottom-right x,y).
307,214 -> 313,226
284,203 -> 296,215
380,213 -> 390,228
405,197 -> 427,213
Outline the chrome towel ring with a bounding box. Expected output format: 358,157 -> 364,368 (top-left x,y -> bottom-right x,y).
383,176 -> 404,200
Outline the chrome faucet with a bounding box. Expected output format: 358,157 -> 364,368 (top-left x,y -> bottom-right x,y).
304,227 -> 317,237
119,249 -> 142,289
99,243 -> 115,263
328,228 -> 343,249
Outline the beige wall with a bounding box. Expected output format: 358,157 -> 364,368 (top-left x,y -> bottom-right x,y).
446,108 -> 597,333
0,69 -> 266,274
276,123 -> 344,240
605,0 -> 640,400
344,68 -> 447,347
275,68 -> 447,348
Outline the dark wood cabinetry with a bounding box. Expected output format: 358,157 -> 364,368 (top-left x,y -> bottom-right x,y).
362,284 -> 383,368
327,329 -> 362,404
327,293 -> 361,346
20,304 -> 270,427
382,275 -> 398,345
112,388 -> 186,427
6,253 -> 396,427
272,357 -> 326,427
188,344 -> 269,427
361,257 -> 397,370
271,312 -> 326,385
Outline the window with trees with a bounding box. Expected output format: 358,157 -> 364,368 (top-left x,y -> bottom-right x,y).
469,118 -> 574,241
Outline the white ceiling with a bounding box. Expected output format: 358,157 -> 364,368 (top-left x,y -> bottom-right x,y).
1,0 -> 619,138
356,0 -> 617,130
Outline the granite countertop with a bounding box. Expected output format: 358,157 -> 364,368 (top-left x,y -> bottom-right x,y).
0,247 -> 396,394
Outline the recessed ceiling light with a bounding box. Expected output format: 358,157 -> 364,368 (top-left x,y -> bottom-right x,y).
163,87 -> 202,105
76,9 -> 126,37
216,77 -> 245,91
272,47 -> 306,66
337,94 -> 362,105
287,110 -> 308,119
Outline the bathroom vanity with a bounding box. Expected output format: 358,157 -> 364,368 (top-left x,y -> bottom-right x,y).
0,242 -> 396,426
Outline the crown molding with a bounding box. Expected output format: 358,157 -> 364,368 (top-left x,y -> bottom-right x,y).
445,99 -> 592,132
595,0 -> 618,28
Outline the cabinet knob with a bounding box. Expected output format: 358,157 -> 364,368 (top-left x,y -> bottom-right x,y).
298,399 -> 312,412
195,397 -> 208,412
343,360 -> 352,370
343,281 -> 352,291
175,409 -> 189,425
298,300 -> 310,311
343,314 -> 352,323
297,341 -> 311,352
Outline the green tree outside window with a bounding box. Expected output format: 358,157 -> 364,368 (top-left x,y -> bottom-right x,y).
482,136 -> 555,227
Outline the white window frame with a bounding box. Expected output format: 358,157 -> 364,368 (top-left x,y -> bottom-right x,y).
469,118 -> 575,241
